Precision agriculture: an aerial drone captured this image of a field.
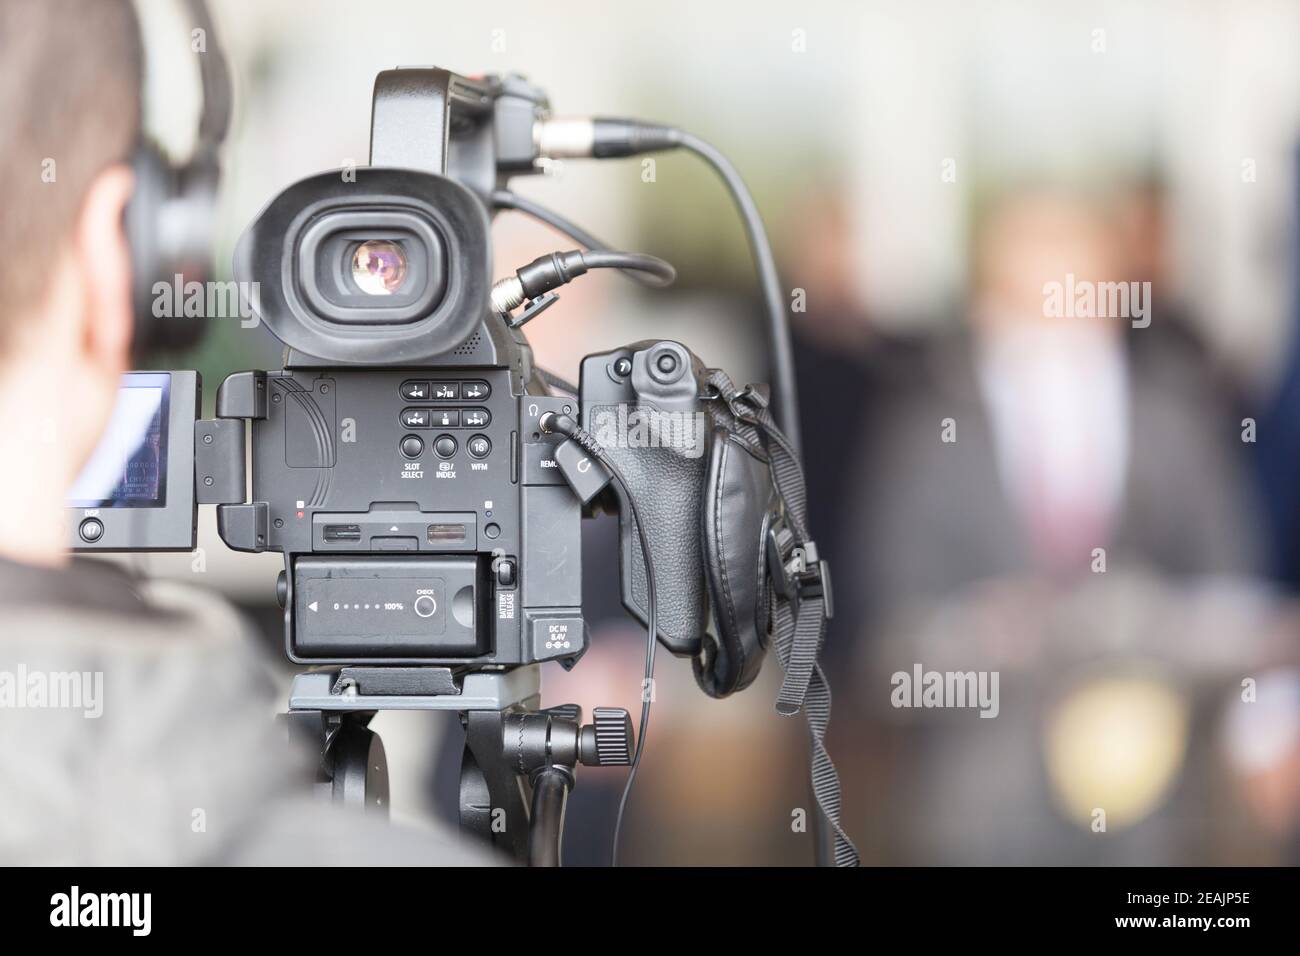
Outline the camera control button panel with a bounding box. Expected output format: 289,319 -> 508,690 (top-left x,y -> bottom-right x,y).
400,379 -> 491,402
399,406 -> 492,429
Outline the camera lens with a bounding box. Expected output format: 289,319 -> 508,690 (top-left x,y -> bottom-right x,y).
351,240 -> 408,295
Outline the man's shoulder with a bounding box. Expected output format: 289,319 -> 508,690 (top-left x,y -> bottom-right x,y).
0,555 -> 253,652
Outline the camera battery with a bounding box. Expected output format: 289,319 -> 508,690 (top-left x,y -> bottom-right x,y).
292,555 -> 486,658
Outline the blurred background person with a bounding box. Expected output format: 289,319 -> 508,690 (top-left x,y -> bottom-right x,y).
841,184 -> 1263,640
836,183 -> 1291,862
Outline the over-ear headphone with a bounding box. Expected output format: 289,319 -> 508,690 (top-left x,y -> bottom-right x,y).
125,0 -> 231,358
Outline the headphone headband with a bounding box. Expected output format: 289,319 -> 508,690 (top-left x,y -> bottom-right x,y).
182,0 -> 231,152
126,0 -> 231,357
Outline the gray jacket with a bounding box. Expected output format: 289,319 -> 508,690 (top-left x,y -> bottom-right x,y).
0,556 -> 497,865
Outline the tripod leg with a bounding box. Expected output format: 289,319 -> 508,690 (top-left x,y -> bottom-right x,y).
459,709 -> 531,862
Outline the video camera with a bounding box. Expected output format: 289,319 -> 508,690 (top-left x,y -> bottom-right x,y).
68,65 -> 856,867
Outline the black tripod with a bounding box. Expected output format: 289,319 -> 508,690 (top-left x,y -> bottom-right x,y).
282,665 -> 632,865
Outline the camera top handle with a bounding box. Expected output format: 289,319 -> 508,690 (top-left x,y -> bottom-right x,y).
369,69 -> 548,193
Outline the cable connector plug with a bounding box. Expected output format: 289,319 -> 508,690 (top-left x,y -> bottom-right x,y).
534,117 -> 681,159
491,250 -> 676,323
516,251 -> 590,300
539,411 -> 583,442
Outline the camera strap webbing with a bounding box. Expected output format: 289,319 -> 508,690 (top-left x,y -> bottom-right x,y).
705,370 -> 861,867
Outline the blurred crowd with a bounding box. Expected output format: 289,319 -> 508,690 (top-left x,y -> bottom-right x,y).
788,180 -> 1300,865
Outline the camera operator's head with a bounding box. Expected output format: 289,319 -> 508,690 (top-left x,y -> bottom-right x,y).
0,0 -> 142,566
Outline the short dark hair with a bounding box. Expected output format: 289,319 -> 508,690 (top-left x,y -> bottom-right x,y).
0,0 -> 143,327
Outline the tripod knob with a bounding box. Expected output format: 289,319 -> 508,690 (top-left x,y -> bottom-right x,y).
579,707 -> 633,766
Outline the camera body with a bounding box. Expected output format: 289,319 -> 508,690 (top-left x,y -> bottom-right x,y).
70,69 -> 716,673
71,68 -> 722,675
216,77 -> 591,666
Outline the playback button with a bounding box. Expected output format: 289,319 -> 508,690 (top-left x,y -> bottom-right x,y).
400,408 -> 431,428
430,408 -> 460,428
461,408 -> 490,428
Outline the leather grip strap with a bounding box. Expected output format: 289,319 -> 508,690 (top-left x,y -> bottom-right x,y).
704,369 -> 860,867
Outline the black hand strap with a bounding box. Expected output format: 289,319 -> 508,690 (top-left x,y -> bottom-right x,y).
705,370 -> 860,867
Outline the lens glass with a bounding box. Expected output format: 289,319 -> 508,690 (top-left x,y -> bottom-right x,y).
351,240 -> 408,295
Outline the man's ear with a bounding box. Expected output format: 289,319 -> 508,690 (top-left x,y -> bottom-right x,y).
73,164 -> 136,373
